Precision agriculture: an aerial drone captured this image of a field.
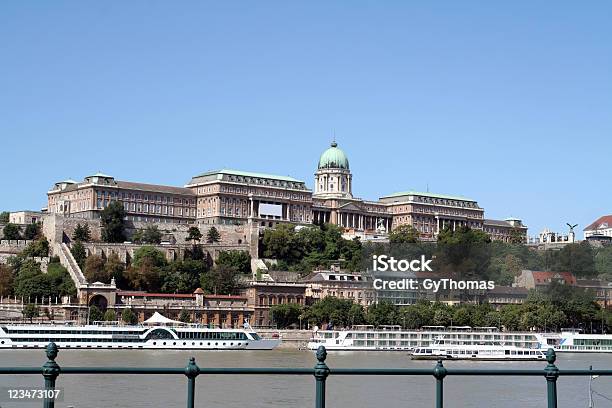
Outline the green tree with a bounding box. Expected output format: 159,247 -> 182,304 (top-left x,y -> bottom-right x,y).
122,308 -> 138,325
21,237 -> 49,258
0,264 -> 14,297
3,223 -> 21,240
206,226 -> 221,243
89,305 -> 104,322
71,241 -> 87,269
23,223 -> 41,240
46,261 -> 76,297
178,309 -> 192,323
100,201 -> 126,243
104,252 -> 125,287
125,246 -> 167,291
0,211 -> 9,223
270,303 -> 303,329
186,227 -> 203,243
302,297 -> 355,327
216,250 -> 251,274
72,223 -> 92,242
22,304 -> 39,323
162,259 -> 207,293
389,225 -> 420,244
366,301 -> 398,327
347,303 -> 366,326
133,225 -> 162,244
13,260 -> 54,300
104,309 -> 117,321
84,254 -> 111,283
200,265 -> 242,295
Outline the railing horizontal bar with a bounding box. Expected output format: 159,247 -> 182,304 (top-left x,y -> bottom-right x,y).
0,368 -> 42,374
558,370 -> 612,376
1,367 -> 611,376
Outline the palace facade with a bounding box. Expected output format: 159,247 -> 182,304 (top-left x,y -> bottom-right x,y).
46,142 -> 527,241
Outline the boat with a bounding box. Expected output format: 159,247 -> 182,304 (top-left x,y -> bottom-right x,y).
536,329 -> 612,353
411,337 -> 547,361
308,325 -> 541,351
308,325 -> 612,353
0,313 -> 280,350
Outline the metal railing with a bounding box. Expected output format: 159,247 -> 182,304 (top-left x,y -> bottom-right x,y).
1,343 -> 611,408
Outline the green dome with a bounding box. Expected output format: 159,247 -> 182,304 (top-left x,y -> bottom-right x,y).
318,142 -> 349,170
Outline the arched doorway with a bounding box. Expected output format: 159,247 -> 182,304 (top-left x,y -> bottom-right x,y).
89,294 -> 108,311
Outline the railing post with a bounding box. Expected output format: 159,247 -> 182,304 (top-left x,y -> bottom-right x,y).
184,357 -> 200,408
42,342 -> 60,408
433,359 -> 447,408
544,348 -> 559,408
314,346 -> 330,408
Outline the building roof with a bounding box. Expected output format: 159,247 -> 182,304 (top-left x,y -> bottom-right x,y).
484,219 -> 512,227
318,141 -> 350,170
584,215 -> 612,231
530,271 -> 576,286
191,169 -> 303,183
380,190 -> 475,202
115,180 -> 194,196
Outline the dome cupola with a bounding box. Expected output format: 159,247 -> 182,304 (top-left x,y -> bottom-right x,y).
318,141 -> 349,170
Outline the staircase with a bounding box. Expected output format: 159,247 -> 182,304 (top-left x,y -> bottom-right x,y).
58,242 -> 87,289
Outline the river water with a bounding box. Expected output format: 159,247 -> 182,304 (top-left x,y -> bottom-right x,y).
0,349 -> 610,408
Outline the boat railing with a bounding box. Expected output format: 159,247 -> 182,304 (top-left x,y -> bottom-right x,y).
2,343 -> 611,408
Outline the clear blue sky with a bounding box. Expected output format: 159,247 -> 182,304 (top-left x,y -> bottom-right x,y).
1,1 -> 611,236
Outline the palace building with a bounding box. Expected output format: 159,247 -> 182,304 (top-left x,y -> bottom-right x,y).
47,173 -> 197,223
46,142 -> 527,241
185,169 -> 312,227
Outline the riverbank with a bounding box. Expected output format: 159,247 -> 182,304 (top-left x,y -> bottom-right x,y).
258,329 -> 312,349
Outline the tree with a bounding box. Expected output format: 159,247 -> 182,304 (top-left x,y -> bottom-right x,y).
216,250 -> 251,274
125,246 -> 167,291
84,254 -> 111,283
186,227 -> 203,243
0,211 -> 9,223
46,261 -> 77,297
13,260 -> 54,300
70,241 -> 87,269
270,304 -> 303,329
104,309 -> 117,321
21,237 -> 49,258
122,308 -> 138,325
104,252 -> 125,287
347,303 -> 366,326
133,225 -> 162,244
161,259 -> 207,293
23,223 -> 41,240
200,265 -> 242,295
3,223 -> 21,240
389,225 -> 420,244
302,297 -> 354,327
72,223 -> 92,242
178,309 -> 192,323
22,304 -> 39,323
89,305 -> 104,322
366,301 -> 398,327
100,201 -> 126,243
206,226 -> 221,243
0,264 -> 14,297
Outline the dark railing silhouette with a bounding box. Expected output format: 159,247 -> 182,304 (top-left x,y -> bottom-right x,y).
0,343 -> 611,408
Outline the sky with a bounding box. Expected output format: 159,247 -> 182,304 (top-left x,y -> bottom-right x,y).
1,1 -> 611,236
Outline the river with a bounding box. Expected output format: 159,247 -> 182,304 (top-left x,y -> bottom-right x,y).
0,349 -> 610,408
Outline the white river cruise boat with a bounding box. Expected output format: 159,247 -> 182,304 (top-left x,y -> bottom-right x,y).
0,313 -> 280,350
309,325 -> 612,354
536,329 -> 612,353
308,325 -> 541,351
411,337 -> 547,361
